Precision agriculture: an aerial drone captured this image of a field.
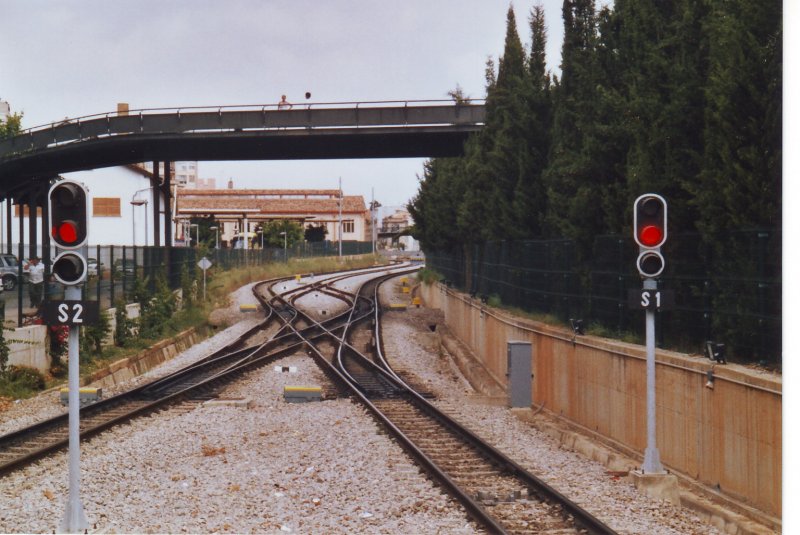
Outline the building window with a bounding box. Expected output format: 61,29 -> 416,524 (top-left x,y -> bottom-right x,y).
13,205 -> 42,217
93,197 -> 121,217
343,220 -> 354,233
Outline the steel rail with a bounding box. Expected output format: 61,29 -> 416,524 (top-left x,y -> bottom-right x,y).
370,277 -> 618,534
267,271 -> 509,533
0,264 -> 399,477
274,269 -> 616,534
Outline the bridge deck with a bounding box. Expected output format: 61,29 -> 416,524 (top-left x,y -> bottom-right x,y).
0,101 -> 484,188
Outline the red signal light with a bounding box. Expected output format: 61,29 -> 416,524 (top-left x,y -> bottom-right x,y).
55,221 -> 79,244
639,225 -> 663,247
48,180 -> 88,249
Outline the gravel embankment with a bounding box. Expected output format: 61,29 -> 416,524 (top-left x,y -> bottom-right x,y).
0,271 -> 724,533
377,277 -> 722,535
0,282 -> 264,437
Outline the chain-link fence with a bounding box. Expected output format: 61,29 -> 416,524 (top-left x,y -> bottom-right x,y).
426,229 -> 781,366
1,240 -> 375,327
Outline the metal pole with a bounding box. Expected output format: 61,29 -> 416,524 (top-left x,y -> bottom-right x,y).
370,188 -> 374,254
284,232 -> 287,262
642,278 -> 663,473
132,204 -> 136,246
59,285 -> 88,533
203,267 -> 206,301
338,177 -> 342,258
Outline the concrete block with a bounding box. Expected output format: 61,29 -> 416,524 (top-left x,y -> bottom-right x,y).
283,386 -> 322,403
628,470 -> 681,506
203,398 -> 254,409
60,387 -> 102,407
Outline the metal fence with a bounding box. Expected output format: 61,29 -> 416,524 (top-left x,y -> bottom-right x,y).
426,229 -> 781,365
1,240 -> 375,327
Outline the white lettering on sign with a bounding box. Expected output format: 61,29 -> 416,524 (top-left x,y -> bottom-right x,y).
640,290 -> 662,309
73,304 -> 84,323
54,303 -> 87,324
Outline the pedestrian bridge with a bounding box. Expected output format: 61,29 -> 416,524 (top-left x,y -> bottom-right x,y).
0,100 -> 485,188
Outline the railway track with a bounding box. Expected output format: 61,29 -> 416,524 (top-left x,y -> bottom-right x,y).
257,269 -> 617,534
0,264 -> 400,477
1,263 -> 614,534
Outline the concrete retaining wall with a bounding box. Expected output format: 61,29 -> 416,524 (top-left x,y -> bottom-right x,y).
3,303 -> 143,374
5,325 -> 48,371
420,282 -> 781,518
83,326 -> 206,389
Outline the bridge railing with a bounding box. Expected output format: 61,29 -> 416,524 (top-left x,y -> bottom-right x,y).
0,99 -> 485,158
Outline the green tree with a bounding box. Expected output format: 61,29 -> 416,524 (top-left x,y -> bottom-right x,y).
0,112 -> 22,140
513,4 -> 553,238
304,224 -> 327,242
543,0 -> 604,251
260,220 -> 303,248
407,158 -> 466,252
480,6 -> 530,240
693,0 -> 781,235
189,216 -> 218,247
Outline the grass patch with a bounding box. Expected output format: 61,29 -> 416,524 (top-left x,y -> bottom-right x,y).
416,268 -> 442,285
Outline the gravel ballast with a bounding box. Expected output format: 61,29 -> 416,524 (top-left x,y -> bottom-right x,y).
0,272 -> 727,533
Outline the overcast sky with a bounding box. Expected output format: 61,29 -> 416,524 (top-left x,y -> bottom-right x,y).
2,0 -> 566,208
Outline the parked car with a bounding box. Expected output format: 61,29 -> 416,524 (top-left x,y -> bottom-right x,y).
87,257 -> 102,277
0,254 -> 28,291
113,258 -> 136,275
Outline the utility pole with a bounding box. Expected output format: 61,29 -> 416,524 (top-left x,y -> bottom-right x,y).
338,177 -> 343,259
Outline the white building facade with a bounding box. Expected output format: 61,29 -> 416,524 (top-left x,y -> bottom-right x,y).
3,165 -> 169,251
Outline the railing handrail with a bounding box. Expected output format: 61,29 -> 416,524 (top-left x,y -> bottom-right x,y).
15,98 -> 487,136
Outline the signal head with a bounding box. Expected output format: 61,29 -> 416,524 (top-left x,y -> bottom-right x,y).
49,180 -> 89,249
636,250 -> 666,279
633,194 -> 667,250
52,252 -> 87,285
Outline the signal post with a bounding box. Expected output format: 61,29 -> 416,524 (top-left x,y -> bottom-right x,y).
627,194 -> 680,504
47,180 -> 92,533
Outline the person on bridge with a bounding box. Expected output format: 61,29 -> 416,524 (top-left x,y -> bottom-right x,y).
278,95 -> 292,110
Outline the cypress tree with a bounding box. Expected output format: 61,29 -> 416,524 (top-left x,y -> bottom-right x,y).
481,5 -> 530,241
543,0 -> 603,253
513,4 -> 552,238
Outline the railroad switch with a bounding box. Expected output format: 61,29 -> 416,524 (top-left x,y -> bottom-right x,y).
59,387 -> 102,407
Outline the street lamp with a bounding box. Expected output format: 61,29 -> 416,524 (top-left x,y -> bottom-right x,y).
279,231 -> 287,262
131,188 -> 149,247
209,226 -> 219,249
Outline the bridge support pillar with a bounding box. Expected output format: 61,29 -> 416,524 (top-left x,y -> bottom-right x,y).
152,161 -> 161,248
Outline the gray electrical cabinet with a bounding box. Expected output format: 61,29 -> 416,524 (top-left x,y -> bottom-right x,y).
507,341 -> 532,408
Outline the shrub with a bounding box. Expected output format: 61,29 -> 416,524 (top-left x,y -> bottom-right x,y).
4,365 -> 46,391
114,300 -> 135,347
0,326 -> 9,375
416,268 -> 442,285
81,310 -> 111,356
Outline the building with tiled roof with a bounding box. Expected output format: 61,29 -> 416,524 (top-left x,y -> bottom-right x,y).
176,186 -> 369,246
